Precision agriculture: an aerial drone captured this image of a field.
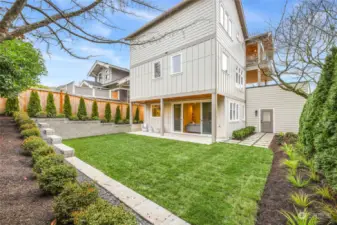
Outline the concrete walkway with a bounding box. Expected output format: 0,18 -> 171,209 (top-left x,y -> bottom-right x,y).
227,133 -> 274,148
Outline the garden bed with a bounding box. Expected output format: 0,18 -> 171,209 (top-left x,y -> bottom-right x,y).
64,133 -> 274,225
0,116 -> 53,225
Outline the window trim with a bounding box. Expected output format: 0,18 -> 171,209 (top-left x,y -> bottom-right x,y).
222,52 -> 229,74
153,59 -> 162,79
171,52 -> 183,75
151,104 -> 161,118
224,13 -> 228,31
228,19 -> 232,38
220,5 -> 224,27
229,101 -> 240,122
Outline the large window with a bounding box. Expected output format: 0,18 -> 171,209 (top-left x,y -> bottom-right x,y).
229,102 -> 239,122
171,53 -> 182,74
153,60 -> 161,79
151,104 -> 161,117
236,66 -> 244,89
222,52 -> 228,74
220,5 -> 224,27
219,8 -> 230,35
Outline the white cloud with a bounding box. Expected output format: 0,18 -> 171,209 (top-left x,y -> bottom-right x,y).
78,46 -> 121,65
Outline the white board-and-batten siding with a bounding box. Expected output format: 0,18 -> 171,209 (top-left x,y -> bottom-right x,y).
246,85 -> 307,133
130,38 -> 216,100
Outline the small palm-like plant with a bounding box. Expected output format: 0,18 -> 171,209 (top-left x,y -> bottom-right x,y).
308,170 -> 320,182
281,144 -> 299,160
321,203 -> 337,223
314,186 -> 334,201
287,174 -> 310,188
282,159 -> 300,170
280,209 -> 319,225
290,192 -> 314,208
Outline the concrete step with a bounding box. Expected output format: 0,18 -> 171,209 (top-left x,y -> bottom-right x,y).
53,144 -> 74,158
42,128 -> 54,135
46,135 -> 62,144
38,122 -> 49,128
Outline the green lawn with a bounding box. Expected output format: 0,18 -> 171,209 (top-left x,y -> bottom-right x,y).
64,134 -> 273,225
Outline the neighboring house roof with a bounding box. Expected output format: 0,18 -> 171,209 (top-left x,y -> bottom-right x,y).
87,60 -> 130,77
102,76 -> 130,87
80,80 -> 103,88
125,0 -> 248,40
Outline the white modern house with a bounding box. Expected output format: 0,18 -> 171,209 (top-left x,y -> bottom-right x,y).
58,61 -> 130,102
126,0 -> 306,142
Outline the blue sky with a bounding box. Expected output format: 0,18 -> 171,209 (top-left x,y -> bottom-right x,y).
38,0 -> 294,87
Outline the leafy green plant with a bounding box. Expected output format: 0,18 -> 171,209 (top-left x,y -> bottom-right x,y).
5,96 -> 19,116
0,39 -> 46,97
281,144 -> 299,161
126,105 -> 130,120
21,136 -> 47,155
77,97 -> 87,120
285,132 -> 298,145
19,123 -> 36,131
321,203 -> 337,223
308,170 -> 320,182
115,105 -> 121,123
21,127 -> 40,139
33,154 -> 64,174
276,132 -> 285,145
63,93 -> 72,118
287,174 -> 310,188
92,116 -> 99,121
232,126 -> 256,140
91,100 -> 99,119
290,192 -> 314,208
314,186 -> 334,200
32,145 -> 55,164
280,209 -> 319,225
36,111 -> 47,118
27,91 -> 42,117
37,164 -> 77,195
72,198 -> 137,225
56,113 -> 65,118
134,106 -> 140,122
54,182 -> 99,225
282,159 -> 299,170
104,102 -> 111,122
46,92 -> 57,117
69,115 -> 79,121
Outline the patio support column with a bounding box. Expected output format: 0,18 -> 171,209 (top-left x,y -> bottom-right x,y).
257,42 -> 262,86
160,98 -> 164,136
129,102 -> 133,125
212,93 -> 217,143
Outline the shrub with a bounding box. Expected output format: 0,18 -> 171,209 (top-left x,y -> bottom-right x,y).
19,118 -> 35,126
63,93 -> 72,118
104,103 -> 111,122
5,96 -> 19,116
73,198 -> 137,225
124,119 -> 129,124
115,105 -> 121,123
276,132 -> 285,145
27,91 -> 42,117
21,136 -> 47,155
37,164 -> 77,195
54,182 -> 99,225
290,192 -> 313,208
33,154 -> 64,174
46,92 -> 57,117
21,127 -> 40,139
69,115 -> 79,121
32,145 -> 55,164
92,116 -> 99,121
36,111 -> 47,118
91,100 -> 99,119
77,97 -> 87,120
19,123 -> 36,131
232,126 -> 255,140
134,106 -> 140,122
56,113 -> 65,118
285,132 -> 298,145
126,105 -> 130,120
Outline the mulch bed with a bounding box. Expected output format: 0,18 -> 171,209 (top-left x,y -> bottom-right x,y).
255,136 -> 298,225
0,116 -> 54,225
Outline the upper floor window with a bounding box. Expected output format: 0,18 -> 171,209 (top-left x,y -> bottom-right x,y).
228,19 -> 232,38
98,73 -> 102,82
106,74 -> 110,80
171,53 -> 182,74
151,104 -> 161,117
153,60 -> 162,79
224,13 -> 228,31
222,52 -> 229,74
220,5 -> 224,27
236,66 -> 244,89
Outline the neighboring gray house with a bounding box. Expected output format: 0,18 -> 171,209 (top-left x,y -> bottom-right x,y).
126,0 -> 306,142
58,61 -> 130,102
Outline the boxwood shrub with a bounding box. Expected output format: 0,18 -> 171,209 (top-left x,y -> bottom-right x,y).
19,123 -> 37,131
232,126 -> 256,140
73,198 -> 137,225
37,164 -> 77,195
21,136 -> 47,155
54,182 -> 99,225
21,127 -> 40,139
32,145 -> 55,164
33,154 -> 64,175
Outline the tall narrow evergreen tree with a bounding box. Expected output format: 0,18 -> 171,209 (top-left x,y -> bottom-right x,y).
104,103 -> 111,122
27,91 -> 42,117
299,48 -> 337,157
63,93 -> 72,118
5,96 -> 20,116
77,97 -> 87,120
46,92 -> 57,117
91,100 -> 99,118
115,106 -> 121,123
126,105 -> 130,120
134,106 -> 140,122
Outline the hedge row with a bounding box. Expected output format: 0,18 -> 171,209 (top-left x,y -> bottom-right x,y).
13,111 -> 137,225
232,126 -> 255,140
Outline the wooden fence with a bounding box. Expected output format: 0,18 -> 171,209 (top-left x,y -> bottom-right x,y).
0,88 -> 144,120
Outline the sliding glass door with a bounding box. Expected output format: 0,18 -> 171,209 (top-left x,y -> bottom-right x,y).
202,102 -> 212,135
173,104 -> 182,132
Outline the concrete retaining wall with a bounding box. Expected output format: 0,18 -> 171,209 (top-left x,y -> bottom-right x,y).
36,118 -> 141,139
